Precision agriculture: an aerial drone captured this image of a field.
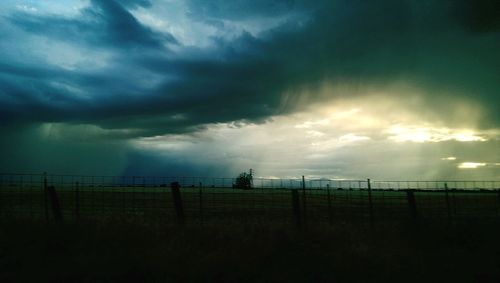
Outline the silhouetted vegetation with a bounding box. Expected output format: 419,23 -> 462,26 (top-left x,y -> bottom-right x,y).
233,171 -> 253,189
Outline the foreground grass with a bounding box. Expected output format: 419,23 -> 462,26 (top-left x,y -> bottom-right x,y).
1,221 -> 499,282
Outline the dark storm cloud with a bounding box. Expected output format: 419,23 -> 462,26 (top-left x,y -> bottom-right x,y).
185,0 -> 296,20
8,0 -> 175,50
0,61 -> 146,128
452,0 -> 500,33
164,0 -> 500,129
168,0 -> 498,129
2,0 -> 500,137
1,0 -> 499,178
120,0 -> 152,9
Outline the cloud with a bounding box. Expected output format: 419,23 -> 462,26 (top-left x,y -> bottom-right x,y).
120,0 -> 152,9
0,125 -> 128,175
185,0 -> 296,20
0,0 -> 499,178
3,0 -> 500,134
7,0 -> 176,50
458,162 -> 487,169
452,0 -> 500,33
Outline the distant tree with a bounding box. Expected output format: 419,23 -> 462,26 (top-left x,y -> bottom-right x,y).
233,171 -> 253,189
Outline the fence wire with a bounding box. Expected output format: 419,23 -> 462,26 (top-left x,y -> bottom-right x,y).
1,173 -> 499,226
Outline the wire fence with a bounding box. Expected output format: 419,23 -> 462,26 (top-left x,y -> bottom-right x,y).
1,173 -> 500,227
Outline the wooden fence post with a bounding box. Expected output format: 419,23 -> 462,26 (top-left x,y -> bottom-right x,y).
302,176 -> 307,227
444,183 -> 452,224
406,190 -> 418,222
367,178 -> 374,227
43,172 -> 49,222
46,186 -> 63,223
75,182 -> 80,221
327,185 -> 333,225
291,189 -> 302,229
497,190 -> 500,214
171,182 -> 185,225
199,182 -> 203,226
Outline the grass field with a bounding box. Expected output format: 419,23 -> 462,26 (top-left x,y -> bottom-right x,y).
1,184 -> 499,226
1,182 -> 500,282
1,220 -> 500,282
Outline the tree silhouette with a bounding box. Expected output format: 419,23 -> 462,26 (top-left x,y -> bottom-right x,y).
233,171 -> 253,189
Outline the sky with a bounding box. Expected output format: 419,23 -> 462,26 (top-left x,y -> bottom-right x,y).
0,0 -> 499,180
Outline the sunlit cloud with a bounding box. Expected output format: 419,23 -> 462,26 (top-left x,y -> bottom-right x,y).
310,133 -> 370,152
456,162 -> 500,170
127,93 -> 499,179
458,162 -> 487,169
133,136 -> 193,151
452,132 -> 488,142
338,133 -> 371,143
306,130 -> 325,138
294,119 -> 330,129
388,126 -> 488,143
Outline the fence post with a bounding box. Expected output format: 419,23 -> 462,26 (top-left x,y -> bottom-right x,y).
199,182 -> 203,226
406,190 -> 418,222
171,182 -> 185,225
497,190 -> 500,214
47,186 -> 63,223
452,188 -> 457,216
43,172 -> 49,222
444,183 -> 451,224
291,189 -> 301,228
75,182 -> 80,221
367,178 -> 374,227
302,175 -> 307,227
327,185 -> 333,225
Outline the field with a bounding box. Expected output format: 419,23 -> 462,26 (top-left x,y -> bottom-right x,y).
1,175 -> 500,282
1,181 -> 500,226
1,216 -> 500,282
